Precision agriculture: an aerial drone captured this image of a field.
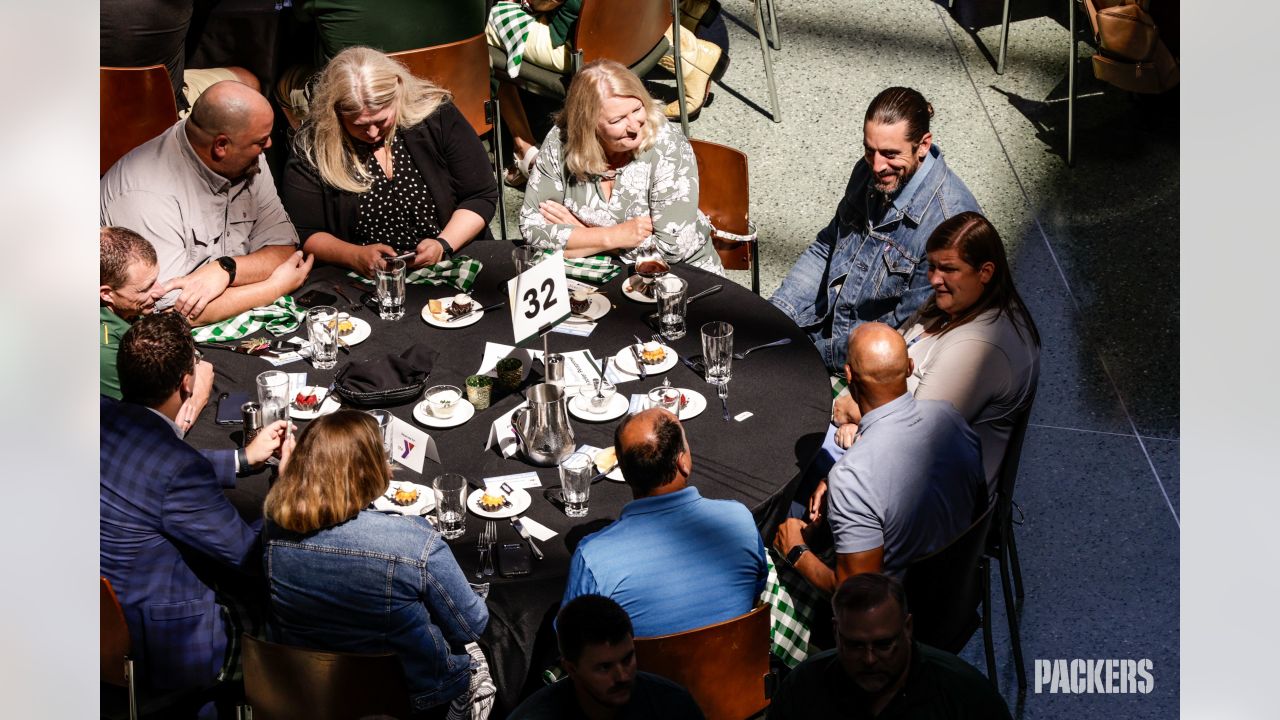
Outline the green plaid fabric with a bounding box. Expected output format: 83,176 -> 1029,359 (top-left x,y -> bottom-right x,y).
542,251 -> 622,283
190,295 -> 304,342
831,374 -> 848,399
760,548 -> 824,668
488,1 -> 535,79
348,255 -> 483,291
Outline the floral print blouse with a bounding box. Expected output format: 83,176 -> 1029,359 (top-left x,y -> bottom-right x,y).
520,119 -> 723,274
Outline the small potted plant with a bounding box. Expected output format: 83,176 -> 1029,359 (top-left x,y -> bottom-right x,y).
465,374 -> 493,410
496,357 -> 523,392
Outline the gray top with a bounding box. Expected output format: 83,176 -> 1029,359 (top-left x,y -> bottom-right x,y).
100,119 -> 298,307
902,308 -> 1040,497
827,392 -> 984,578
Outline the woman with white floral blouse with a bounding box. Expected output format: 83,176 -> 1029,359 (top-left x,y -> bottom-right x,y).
519,59 -> 724,275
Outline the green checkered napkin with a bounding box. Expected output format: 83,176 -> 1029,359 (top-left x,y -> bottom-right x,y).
761,548 -> 824,668
488,1 -> 535,79
190,295 -> 304,343
348,255 -> 483,291
542,251 -> 622,283
831,374 -> 848,399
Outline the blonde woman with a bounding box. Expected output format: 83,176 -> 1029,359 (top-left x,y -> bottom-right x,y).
520,59 -> 723,274
263,410 -> 488,716
282,47 -> 497,278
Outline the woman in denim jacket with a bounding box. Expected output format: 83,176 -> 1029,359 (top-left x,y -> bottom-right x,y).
263,411 -> 489,715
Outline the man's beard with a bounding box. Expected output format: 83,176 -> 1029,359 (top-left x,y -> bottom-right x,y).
234,160 -> 262,183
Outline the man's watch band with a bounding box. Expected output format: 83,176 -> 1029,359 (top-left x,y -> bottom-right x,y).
786,544 -> 810,566
216,256 -> 237,285
436,237 -> 455,260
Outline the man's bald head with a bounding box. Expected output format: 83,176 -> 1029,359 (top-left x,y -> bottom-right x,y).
184,81 -> 274,180
615,408 -> 690,497
188,80 -> 271,137
845,323 -> 911,408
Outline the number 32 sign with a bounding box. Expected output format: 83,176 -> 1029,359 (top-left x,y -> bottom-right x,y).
507,253 -> 571,345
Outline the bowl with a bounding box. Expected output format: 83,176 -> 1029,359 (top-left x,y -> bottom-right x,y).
425,385 -> 462,418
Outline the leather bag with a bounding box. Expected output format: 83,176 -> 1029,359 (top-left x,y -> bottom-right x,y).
1083,0 -> 1179,93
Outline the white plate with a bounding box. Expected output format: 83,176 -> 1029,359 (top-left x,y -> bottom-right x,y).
373,481 -> 436,516
592,447 -> 626,482
339,316 -> 372,346
412,398 -> 476,428
422,298 -> 484,328
290,386 -> 340,420
467,486 -> 532,519
613,344 -> 678,376
621,276 -> 658,304
674,388 -> 706,421
569,392 -> 628,422
566,293 -> 611,323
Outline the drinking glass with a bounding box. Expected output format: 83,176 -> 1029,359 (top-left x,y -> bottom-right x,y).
256,370 -> 290,428
647,386 -> 681,413
375,258 -> 406,320
560,451 -> 593,518
432,473 -> 468,540
700,321 -> 734,385
655,275 -> 688,340
512,246 -> 542,275
306,305 -> 339,370
426,385 -> 462,418
365,409 -> 394,461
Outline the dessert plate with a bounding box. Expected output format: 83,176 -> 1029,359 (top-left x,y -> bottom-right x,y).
422,298 -> 484,328
612,344 -> 677,375
373,481 -> 436,516
467,487 -> 532,519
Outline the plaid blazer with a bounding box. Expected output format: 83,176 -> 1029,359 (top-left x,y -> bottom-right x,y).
99,396 -> 259,692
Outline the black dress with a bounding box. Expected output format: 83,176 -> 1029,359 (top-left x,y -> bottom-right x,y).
352,135 -> 442,254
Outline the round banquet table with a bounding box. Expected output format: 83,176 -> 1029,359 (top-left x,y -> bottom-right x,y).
186,240 -> 832,713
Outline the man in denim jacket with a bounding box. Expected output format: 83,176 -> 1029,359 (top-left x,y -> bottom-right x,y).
769,87 -> 981,373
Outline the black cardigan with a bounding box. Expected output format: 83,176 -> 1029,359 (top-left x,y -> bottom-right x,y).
282,101 -> 498,247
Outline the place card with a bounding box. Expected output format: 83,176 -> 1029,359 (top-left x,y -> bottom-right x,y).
390,418 -> 439,473
517,516 -> 558,541
734,411 -> 754,422
485,402 -> 527,458
551,320 -> 596,337
477,342 -> 543,378
626,394 -> 648,415
483,471 -> 542,490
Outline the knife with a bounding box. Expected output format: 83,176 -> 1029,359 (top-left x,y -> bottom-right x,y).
447,300 -> 507,323
630,335 -> 647,380
645,283 -> 722,325
510,517 -> 544,560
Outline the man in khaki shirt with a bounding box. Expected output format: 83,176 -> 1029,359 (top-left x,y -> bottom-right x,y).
101,80 -> 311,324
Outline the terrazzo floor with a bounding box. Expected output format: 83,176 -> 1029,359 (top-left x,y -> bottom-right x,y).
492,0 -> 1179,716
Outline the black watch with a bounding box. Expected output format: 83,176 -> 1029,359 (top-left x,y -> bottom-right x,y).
435,237 -> 455,260
786,544 -> 810,566
216,256 -> 237,285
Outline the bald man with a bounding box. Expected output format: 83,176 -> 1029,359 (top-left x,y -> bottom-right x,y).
102,80 -> 311,325
560,408 -> 766,638
774,323 -> 984,593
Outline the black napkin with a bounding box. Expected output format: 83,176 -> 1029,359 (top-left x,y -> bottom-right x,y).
336,345 -> 438,394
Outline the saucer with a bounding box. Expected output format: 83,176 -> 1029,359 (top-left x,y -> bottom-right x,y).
412,398 -> 476,428
621,276 -> 658,304
566,293 -> 611,322
673,388 -> 707,421
569,392 -> 628,422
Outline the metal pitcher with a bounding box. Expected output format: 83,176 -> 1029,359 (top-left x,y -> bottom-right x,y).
511,383 -> 576,466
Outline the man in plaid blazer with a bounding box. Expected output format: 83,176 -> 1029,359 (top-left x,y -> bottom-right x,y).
100,312 -> 288,703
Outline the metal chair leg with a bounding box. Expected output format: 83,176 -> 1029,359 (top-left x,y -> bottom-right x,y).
754,0 -> 781,122
126,658 -> 138,720
998,546 -> 1029,689
980,557 -> 998,691
765,0 -> 781,51
489,98 -> 508,242
1067,0 -> 1077,165
1009,523 -> 1025,600
997,0 -> 1011,74
671,0 -> 691,137
750,239 -> 760,295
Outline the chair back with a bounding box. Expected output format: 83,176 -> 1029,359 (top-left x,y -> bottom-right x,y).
100,577 -> 132,688
690,139 -> 758,291
989,387 -> 1037,549
390,34 -> 493,136
633,605 -> 773,720
101,65 -> 179,176
241,634 -> 413,720
903,504 -> 996,654
576,0 -> 673,66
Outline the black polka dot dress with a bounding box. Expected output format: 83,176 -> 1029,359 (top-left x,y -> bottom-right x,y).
352,135 -> 442,254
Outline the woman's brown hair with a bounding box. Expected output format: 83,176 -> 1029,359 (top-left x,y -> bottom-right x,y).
264,410 -> 390,534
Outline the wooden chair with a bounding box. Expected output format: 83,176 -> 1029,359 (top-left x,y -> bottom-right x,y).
242,634 -> 413,719
390,35 -> 510,240
690,139 -> 759,294
903,504 -> 999,689
633,604 -> 774,720
100,65 -> 178,176
101,577 -> 139,720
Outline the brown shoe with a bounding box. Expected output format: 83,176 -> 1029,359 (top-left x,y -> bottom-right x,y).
662,30 -> 725,119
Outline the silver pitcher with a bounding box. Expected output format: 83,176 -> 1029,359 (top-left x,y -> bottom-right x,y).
511,383 -> 576,466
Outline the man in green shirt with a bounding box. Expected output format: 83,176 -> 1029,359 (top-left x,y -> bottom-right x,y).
768,574 -> 1011,720
101,226 -> 160,401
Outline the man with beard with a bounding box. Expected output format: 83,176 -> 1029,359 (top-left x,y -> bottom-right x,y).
102,80 -> 310,325
767,574 -> 1010,719
769,87 -> 981,373
509,595 -> 705,719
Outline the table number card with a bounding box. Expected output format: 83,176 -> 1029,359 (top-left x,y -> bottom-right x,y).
507,253 -> 571,345
390,417 -> 439,473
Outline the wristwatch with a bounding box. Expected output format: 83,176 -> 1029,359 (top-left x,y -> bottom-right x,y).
786,544 -> 810,566
435,237 -> 455,261
216,256 -> 237,285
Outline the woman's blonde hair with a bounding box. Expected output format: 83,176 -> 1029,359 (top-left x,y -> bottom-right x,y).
556,59 -> 665,181
294,46 -> 453,193
264,410 -> 391,534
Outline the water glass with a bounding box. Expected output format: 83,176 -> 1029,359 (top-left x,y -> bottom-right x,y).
375,258 -> 406,320
255,370 -> 290,428
433,473 -> 468,540
700,321 -> 734,385
306,306 -> 339,370
655,275 -> 688,340
647,386 -> 681,413
512,246 -> 542,275
560,451 -> 593,518
365,409 -> 394,461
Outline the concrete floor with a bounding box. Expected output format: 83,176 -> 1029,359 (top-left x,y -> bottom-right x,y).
494,0 -> 1178,716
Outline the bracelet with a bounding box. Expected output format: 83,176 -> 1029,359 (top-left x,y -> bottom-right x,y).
786,543 -> 810,566
236,447 -> 250,475
436,237 -> 455,260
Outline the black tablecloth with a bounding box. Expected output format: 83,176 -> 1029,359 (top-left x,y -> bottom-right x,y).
186,240 -> 831,713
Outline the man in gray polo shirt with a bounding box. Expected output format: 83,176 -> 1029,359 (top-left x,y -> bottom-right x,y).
102,80 -> 310,324
774,322 -> 983,593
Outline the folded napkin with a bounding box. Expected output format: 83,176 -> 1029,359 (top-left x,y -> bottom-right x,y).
547,252 -> 622,283
190,295 -> 304,343
336,344 -> 438,394
488,1 -> 536,79
348,255 -> 483,291
760,548 -> 823,669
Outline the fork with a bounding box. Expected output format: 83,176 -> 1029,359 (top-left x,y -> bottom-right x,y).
733,337 -> 792,360
474,523 -> 489,579
718,382 -> 730,421
331,284 -> 363,313
483,521 -> 498,576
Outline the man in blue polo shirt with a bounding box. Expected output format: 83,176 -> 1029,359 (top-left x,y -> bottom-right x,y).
561,408 -> 767,637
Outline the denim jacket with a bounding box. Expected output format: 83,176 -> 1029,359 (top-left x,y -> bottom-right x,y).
769,145 -> 980,372
265,511 -> 489,712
